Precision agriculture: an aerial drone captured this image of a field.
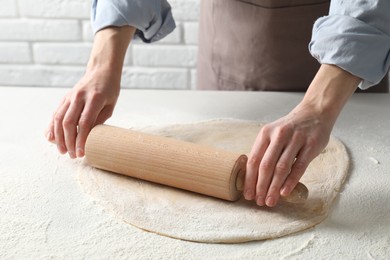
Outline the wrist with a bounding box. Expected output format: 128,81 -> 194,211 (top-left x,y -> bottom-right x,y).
85,62 -> 122,84
300,64 -> 360,124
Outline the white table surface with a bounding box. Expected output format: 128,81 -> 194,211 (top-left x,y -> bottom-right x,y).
1,87 -> 389,259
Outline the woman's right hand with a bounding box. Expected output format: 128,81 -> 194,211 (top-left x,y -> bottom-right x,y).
45,68 -> 120,158
45,26 -> 135,158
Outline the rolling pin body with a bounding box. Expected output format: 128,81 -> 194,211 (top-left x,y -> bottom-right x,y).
85,125 -> 308,203
85,125 -> 246,201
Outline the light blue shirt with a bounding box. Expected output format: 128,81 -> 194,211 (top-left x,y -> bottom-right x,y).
91,0 -> 175,43
91,0 -> 390,89
309,0 -> 390,89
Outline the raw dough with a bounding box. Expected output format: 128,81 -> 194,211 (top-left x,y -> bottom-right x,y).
78,119 -> 349,243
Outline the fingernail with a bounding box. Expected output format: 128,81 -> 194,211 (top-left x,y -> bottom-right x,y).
266,196 -> 275,207
58,145 -> 66,154
68,151 -> 76,159
244,190 -> 253,200
281,187 -> 289,196
46,131 -> 53,141
256,196 -> 265,206
76,148 -> 84,157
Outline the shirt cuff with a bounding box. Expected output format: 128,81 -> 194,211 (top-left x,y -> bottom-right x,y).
91,0 -> 176,43
309,15 -> 390,90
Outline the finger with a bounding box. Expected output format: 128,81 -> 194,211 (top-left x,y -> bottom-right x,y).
63,100 -> 84,159
265,143 -> 302,207
75,106 -> 113,158
94,105 -> 114,125
54,101 -> 71,154
75,100 -> 106,158
281,148 -> 312,196
45,116 -> 55,143
46,96 -> 67,143
255,139 -> 285,206
245,130 -> 269,201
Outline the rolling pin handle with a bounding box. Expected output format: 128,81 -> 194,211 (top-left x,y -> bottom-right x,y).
235,169 -> 245,192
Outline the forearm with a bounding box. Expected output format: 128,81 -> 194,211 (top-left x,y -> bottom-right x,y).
87,26 -> 136,81
298,64 -> 361,126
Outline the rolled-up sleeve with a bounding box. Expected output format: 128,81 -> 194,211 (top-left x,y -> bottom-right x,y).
91,0 -> 176,43
309,0 -> 390,89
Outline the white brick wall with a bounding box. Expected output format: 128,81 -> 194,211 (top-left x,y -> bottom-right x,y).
0,0 -> 199,89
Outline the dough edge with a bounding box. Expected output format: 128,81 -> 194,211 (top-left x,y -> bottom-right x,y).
77,119 -> 350,243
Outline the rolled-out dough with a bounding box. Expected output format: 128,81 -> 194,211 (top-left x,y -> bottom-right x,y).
78,119 -> 350,243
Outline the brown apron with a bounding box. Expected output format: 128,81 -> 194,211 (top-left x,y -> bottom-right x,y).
197,0 -> 330,91
197,0 -> 389,92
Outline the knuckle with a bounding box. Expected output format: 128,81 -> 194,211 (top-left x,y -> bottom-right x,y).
305,138 -> 317,149
293,160 -> 307,173
247,155 -> 260,168
259,125 -> 271,136
267,185 -> 280,195
64,92 -> 72,101
256,183 -> 268,196
275,125 -> 286,134
62,117 -> 74,129
305,136 -> 327,152
72,90 -> 85,102
78,118 -> 92,129
275,161 -> 291,174
274,125 -> 291,141
105,109 -> 114,118
54,114 -> 63,124
90,90 -> 105,102
101,107 -> 114,121
259,159 -> 273,172
292,130 -> 305,141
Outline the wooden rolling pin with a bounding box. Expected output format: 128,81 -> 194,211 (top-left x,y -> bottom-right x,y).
85,125 -> 308,204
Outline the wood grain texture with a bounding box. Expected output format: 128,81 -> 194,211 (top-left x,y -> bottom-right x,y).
85,124 -> 308,203
85,125 -> 247,201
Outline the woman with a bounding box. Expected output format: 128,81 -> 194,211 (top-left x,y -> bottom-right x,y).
46,0 -> 390,207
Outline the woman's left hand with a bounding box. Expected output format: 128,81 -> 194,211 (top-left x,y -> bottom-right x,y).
243,103 -> 332,207
243,64 -> 360,207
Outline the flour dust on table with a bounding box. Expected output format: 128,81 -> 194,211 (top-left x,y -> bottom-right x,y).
78,119 -> 350,243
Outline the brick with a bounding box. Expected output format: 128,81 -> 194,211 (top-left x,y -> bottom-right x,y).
0,43 -> 32,63
18,0 -> 90,19
121,67 -> 188,89
0,19 -> 80,41
190,69 -> 197,90
183,22 -> 198,45
124,47 -> 133,66
0,0 -> 18,17
38,40 -> 133,66
82,20 -> 94,42
33,43 -> 92,65
169,0 -> 200,21
0,0 -> 201,90
0,66 -> 189,90
133,45 -> 197,67
0,65 -> 84,87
